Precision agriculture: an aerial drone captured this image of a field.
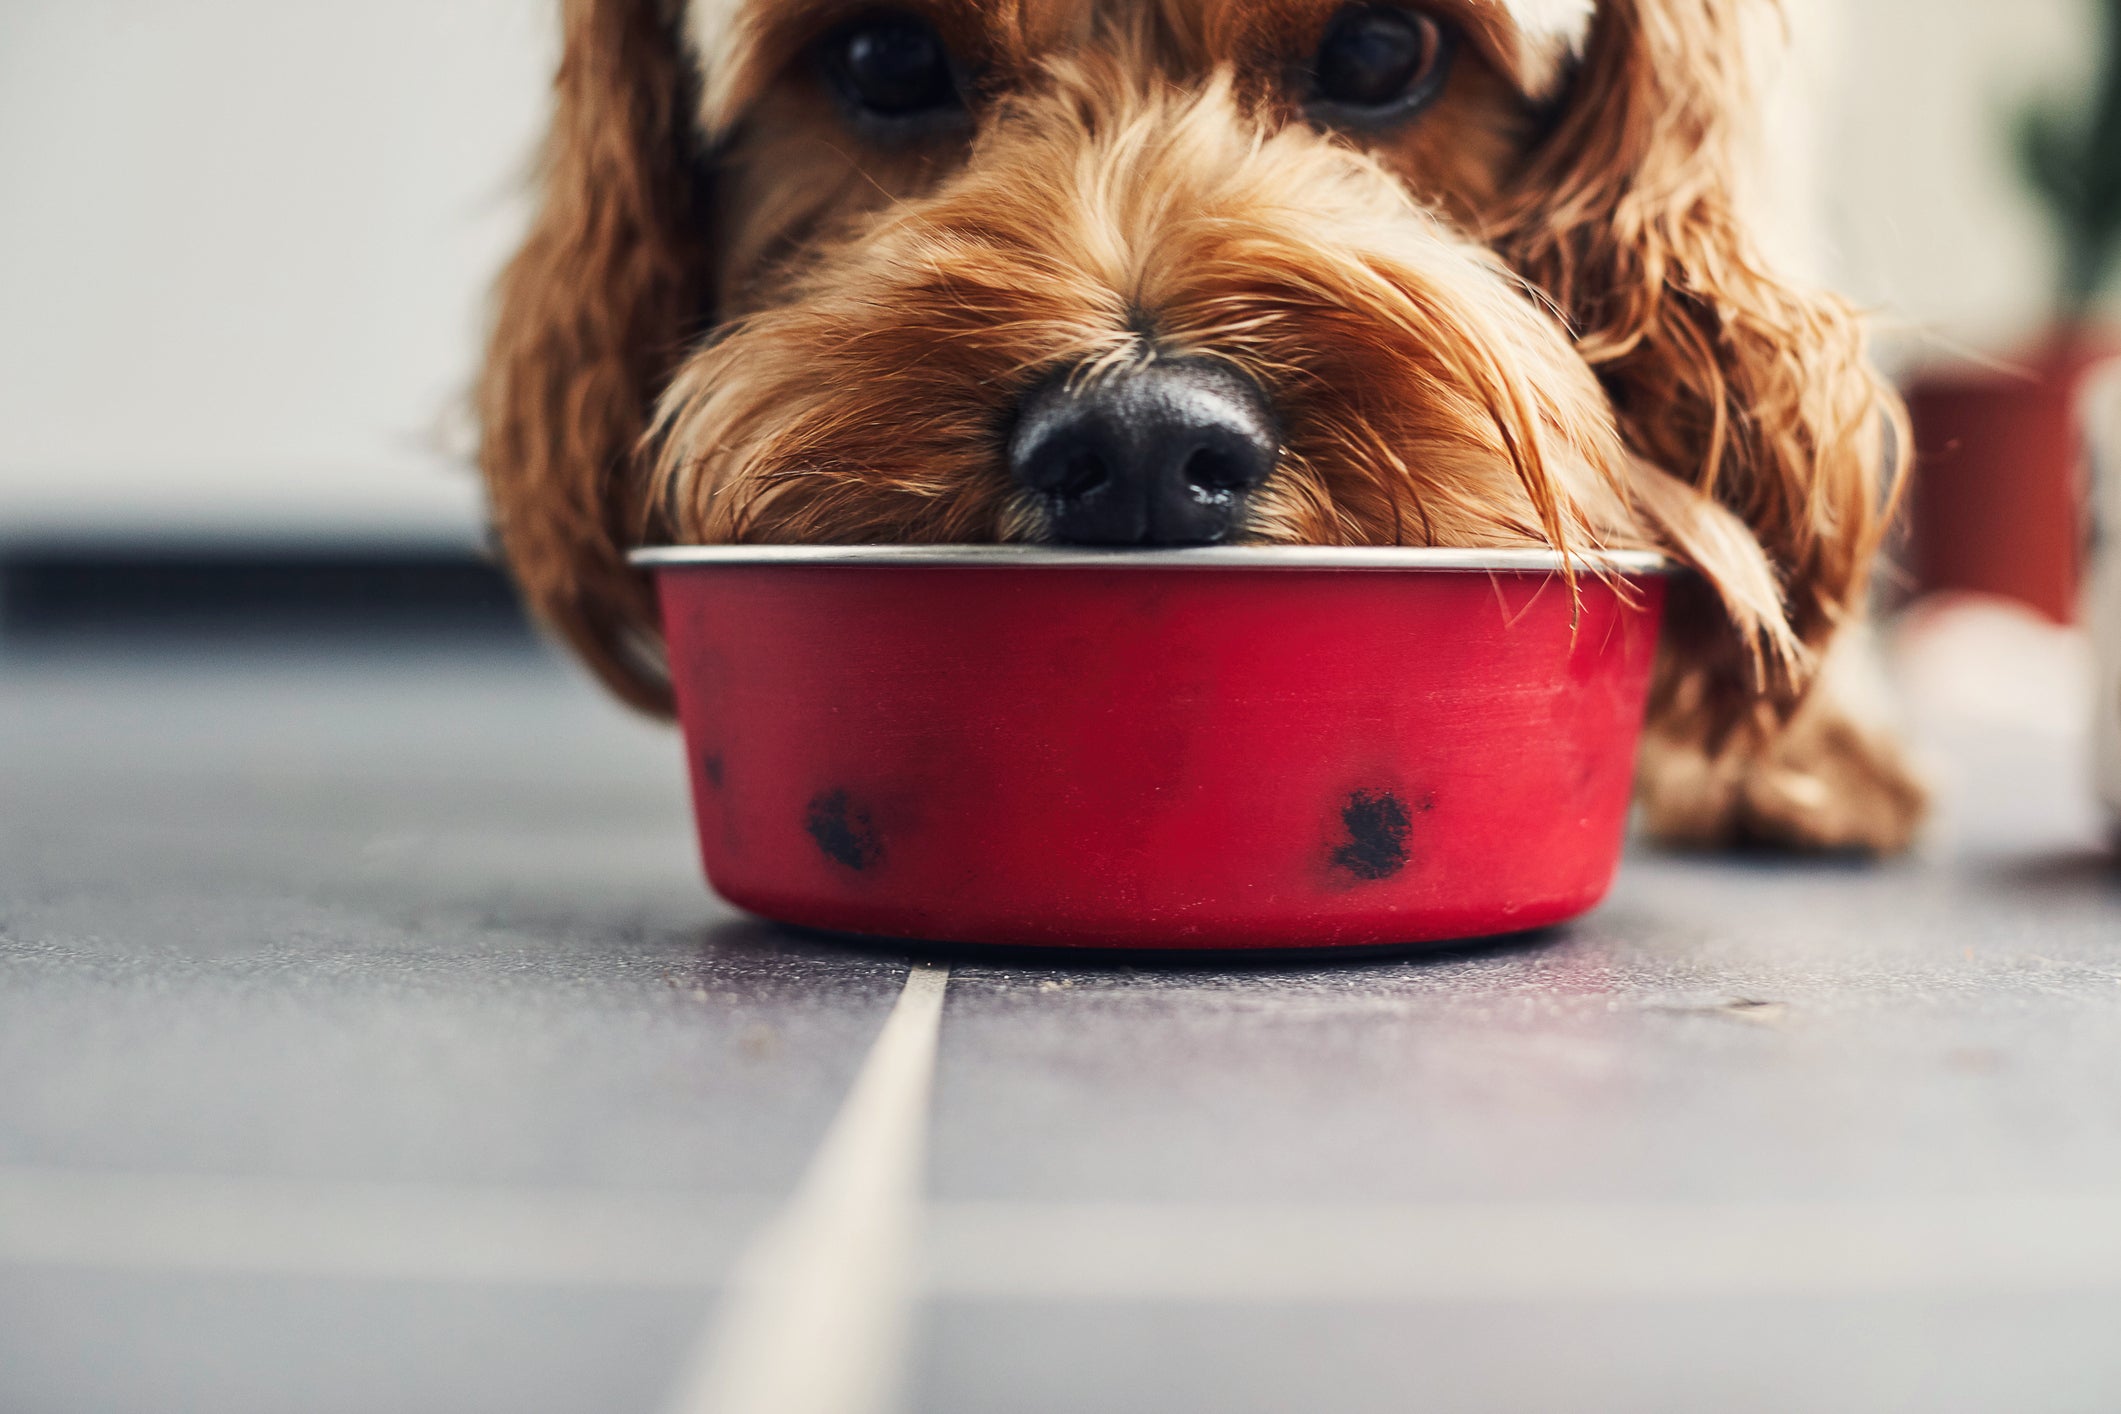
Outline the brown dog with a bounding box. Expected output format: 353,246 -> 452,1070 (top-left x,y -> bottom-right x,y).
479,0 -> 1927,852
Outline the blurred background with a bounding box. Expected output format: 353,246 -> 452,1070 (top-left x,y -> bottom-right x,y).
0,0 -> 546,547
0,0 -> 2103,548
0,0 -> 2116,805
0,0 -> 549,640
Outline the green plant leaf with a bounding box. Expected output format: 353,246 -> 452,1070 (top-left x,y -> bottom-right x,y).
2010,0 -> 2121,310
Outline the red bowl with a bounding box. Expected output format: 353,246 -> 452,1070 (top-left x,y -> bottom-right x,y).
636,546 -> 1668,952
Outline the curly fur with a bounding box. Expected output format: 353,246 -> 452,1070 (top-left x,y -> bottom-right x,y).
479,0 -> 1926,851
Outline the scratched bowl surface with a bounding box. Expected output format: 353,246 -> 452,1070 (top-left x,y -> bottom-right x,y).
635,546 -> 1668,951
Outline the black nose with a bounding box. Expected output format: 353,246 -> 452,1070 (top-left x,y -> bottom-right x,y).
1007,359 -> 1279,547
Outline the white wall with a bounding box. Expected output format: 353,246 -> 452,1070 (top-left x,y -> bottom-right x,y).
0,0 -> 553,543
0,0 -> 2098,541
1821,0 -> 2094,365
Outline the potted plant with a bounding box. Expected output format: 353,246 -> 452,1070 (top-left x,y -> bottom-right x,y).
1906,0 -> 2121,623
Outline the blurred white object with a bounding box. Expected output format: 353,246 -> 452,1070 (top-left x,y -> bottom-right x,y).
1892,592 -> 2099,854
1897,595 -> 2092,740
2084,364 -> 2121,829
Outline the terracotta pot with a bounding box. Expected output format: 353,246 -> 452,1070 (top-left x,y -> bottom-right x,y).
1905,330 -> 2116,624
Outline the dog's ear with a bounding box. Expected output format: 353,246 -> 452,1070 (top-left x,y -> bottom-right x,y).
477,0 -> 713,714
1500,0 -> 1906,707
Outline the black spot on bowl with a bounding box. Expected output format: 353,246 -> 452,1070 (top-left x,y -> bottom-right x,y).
1333,789 -> 1413,881
807,789 -> 883,871
701,753 -> 725,789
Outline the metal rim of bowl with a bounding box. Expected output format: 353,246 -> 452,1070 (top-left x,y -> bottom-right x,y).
627,544 -> 1671,574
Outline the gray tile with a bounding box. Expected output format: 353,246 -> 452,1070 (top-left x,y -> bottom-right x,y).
916,1295 -> 2121,1414
0,647 -> 909,1193
929,840 -> 2121,1205
3,642 -> 2118,1414
0,1267 -> 701,1414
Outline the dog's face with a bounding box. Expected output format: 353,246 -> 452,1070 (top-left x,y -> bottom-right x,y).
662,0 -> 1632,555
483,0 -> 1900,715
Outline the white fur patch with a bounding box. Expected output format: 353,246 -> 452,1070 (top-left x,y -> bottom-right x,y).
686,0 -> 749,133
1502,0 -> 1597,96
1500,0 -> 1597,49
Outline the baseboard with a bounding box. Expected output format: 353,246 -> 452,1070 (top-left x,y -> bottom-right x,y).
0,544 -> 533,642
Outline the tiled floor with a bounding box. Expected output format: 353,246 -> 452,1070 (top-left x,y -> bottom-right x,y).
2,637 -> 2117,1413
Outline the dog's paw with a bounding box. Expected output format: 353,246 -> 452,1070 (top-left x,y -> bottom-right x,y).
1639,671 -> 1930,857
1732,708 -> 1929,854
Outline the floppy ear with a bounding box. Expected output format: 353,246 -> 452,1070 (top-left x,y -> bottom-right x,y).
1498,0 -> 1906,712
477,0 -> 713,714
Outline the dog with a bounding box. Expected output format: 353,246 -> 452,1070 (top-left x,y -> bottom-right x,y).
479,0 -> 1928,853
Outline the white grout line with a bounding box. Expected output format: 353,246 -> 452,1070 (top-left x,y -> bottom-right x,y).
5,1164 -> 2121,1303
0,1167 -> 760,1289
924,1196 -> 2121,1301
659,962 -> 951,1414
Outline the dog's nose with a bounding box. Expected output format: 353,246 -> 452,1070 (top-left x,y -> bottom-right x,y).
1007,360 -> 1279,547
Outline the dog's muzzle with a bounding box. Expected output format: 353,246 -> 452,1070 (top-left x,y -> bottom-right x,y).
1007,359 -> 1279,547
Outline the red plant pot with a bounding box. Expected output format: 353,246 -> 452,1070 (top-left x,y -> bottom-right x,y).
637,546 -> 1669,952
1907,333 -> 2117,624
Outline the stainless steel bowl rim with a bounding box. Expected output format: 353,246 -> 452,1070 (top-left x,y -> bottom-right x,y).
628,545 -> 1671,573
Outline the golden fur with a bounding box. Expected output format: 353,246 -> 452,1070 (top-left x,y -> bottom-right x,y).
480,0 -> 1926,852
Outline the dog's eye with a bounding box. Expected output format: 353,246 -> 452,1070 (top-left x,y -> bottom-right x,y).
826,14 -> 962,122
1308,5 -> 1455,123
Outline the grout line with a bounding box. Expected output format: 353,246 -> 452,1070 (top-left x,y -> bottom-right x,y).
923,1196 -> 2121,1301
5,1165 -> 2121,1302
0,1168 -> 762,1289
659,962 -> 951,1414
